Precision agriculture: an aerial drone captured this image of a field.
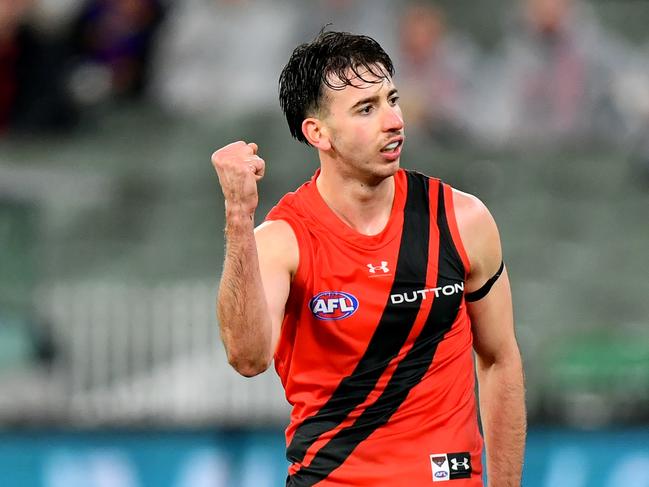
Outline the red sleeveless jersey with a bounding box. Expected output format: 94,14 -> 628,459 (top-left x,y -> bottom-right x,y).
265,169 -> 483,487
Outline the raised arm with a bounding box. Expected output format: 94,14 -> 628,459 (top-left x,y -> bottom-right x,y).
211,141 -> 297,377
454,190 -> 526,487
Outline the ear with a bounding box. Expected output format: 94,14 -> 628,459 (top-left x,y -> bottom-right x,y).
302,117 -> 331,151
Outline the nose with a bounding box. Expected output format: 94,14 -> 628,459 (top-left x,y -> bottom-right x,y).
382,104 -> 404,132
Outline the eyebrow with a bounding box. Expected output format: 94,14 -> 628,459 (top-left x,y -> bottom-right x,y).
350,88 -> 399,111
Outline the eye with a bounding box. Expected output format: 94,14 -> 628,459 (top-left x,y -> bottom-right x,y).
359,105 -> 374,115
389,95 -> 400,106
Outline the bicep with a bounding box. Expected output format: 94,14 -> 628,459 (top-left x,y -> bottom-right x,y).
255,220 -> 298,357
452,189 -> 519,364
468,267 -> 518,367
452,189 -> 502,295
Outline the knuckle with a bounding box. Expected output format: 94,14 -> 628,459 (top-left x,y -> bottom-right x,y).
213,141 -> 247,159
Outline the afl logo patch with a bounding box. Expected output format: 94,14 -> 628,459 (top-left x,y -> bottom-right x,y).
309,291 -> 359,321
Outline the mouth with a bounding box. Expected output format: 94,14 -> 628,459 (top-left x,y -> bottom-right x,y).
380,137 -> 404,158
380,137 -> 403,152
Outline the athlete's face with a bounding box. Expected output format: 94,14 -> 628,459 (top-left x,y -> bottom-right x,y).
318,67 -> 405,181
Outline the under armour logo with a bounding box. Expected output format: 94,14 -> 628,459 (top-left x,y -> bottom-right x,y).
450,457 -> 470,471
367,261 -> 389,274
431,452 -> 471,481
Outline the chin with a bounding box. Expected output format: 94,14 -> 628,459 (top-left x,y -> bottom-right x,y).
367,159 -> 400,183
382,158 -> 401,175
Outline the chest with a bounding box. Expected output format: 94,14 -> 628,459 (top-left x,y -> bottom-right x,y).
298,229 -> 464,352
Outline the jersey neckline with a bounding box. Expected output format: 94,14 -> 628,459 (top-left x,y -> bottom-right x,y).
300,168 -> 407,250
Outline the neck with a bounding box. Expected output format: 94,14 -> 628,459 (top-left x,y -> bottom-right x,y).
316,162 -> 396,236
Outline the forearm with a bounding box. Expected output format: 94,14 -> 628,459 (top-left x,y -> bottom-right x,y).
218,208 -> 272,376
477,352 -> 526,487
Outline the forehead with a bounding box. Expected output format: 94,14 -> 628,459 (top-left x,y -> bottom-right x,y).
323,65 -> 395,105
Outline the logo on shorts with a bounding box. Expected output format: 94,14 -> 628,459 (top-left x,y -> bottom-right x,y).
309,291 -> 359,321
430,452 -> 472,482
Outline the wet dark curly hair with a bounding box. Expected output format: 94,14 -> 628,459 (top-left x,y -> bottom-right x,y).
278,31 -> 394,145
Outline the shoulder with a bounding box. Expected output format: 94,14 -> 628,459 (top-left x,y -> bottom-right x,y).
255,218 -> 297,244
255,219 -> 300,277
451,188 -> 496,234
451,188 -> 502,285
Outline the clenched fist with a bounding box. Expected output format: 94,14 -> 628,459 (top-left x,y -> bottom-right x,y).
211,141 -> 265,217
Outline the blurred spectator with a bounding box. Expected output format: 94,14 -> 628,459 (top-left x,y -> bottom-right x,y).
68,0 -> 164,103
151,0 -> 299,118
615,47 -> 649,185
0,0 -> 77,135
294,0 -> 398,55
395,2 -> 476,145
497,0 -> 631,147
516,0 -> 588,143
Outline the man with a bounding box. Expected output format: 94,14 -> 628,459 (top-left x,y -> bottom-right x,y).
211,31 -> 525,487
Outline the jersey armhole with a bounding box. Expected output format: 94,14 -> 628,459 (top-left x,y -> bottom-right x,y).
442,183 -> 471,277
263,213 -> 311,365
263,216 -> 307,287
261,217 -> 299,378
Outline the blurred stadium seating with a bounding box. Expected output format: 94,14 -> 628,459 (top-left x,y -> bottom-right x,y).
1,0 -> 649,485
1,103 -> 648,428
